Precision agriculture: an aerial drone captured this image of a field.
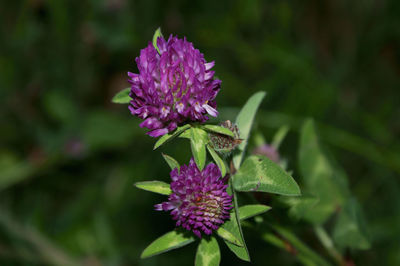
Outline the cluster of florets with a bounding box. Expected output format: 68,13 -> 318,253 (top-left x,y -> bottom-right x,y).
128,35 -> 221,137
128,33 -> 237,238
155,158 -> 233,237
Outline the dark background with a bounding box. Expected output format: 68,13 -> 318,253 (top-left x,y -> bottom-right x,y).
1,0 -> 399,265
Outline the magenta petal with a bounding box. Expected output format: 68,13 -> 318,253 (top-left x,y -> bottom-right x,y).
140,117 -> 163,130
127,34 -> 221,137
147,128 -> 169,137
204,61 -> 215,71
203,104 -> 218,117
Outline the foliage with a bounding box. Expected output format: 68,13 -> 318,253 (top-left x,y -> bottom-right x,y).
1,1 -> 399,265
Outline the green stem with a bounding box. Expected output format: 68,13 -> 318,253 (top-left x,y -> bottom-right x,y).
314,226 -> 343,265
229,178 -> 250,257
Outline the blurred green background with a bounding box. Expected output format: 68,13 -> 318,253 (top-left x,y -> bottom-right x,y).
1,0 -> 399,265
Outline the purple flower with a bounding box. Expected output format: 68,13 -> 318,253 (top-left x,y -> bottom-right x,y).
128,35 -> 221,137
155,158 -> 232,238
253,144 -> 280,163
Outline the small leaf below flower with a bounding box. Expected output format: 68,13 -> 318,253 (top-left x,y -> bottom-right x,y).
195,237 -> 221,266
216,227 -> 243,247
153,124 -> 191,150
190,127 -> 208,171
206,145 -> 227,177
141,230 -> 195,259
221,181 -> 250,262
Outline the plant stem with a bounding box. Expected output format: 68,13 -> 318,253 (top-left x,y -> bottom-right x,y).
314,226 -> 343,265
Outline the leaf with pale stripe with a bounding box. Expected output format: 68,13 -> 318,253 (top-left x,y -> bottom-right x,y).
233,155 -> 300,196
141,230 -> 194,259
195,237 -> 221,266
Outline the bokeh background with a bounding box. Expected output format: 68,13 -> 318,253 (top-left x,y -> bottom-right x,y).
1,0 -> 399,265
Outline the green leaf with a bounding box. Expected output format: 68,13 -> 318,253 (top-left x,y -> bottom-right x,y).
152,27 -> 163,54
162,153 -> 180,171
195,237 -> 220,266
134,181 -> 172,195
333,198 -> 370,250
271,125 -> 290,149
222,181 -> 250,261
190,127 -> 208,170
238,204 -> 271,220
111,87 -> 131,104
179,129 -> 191,139
0,152 -> 34,191
141,230 -> 195,259
216,227 -> 243,247
281,195 -> 319,220
265,225 -> 332,266
298,119 -> 347,224
153,124 -> 191,150
201,125 -> 234,137
206,145 -> 227,177
233,91 -> 266,169
233,155 -> 301,196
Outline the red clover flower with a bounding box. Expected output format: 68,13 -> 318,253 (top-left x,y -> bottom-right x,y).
128,35 -> 221,137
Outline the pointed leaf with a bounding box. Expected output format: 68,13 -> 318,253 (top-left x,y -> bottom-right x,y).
221,181 -> 250,261
266,225 -> 332,266
153,124 -> 190,150
216,227 -> 243,247
281,195 -> 319,220
238,204 -> 271,220
207,145 -> 227,177
195,237 -> 220,266
333,198 -> 370,250
111,87 -> 131,104
141,230 -> 195,259
152,27 -> 163,54
134,181 -> 172,195
233,155 -> 301,196
179,128 -> 191,139
233,91 -> 266,169
190,127 -> 208,170
162,153 -> 180,171
201,125 -> 234,137
299,119 -> 347,224
271,125 -> 290,149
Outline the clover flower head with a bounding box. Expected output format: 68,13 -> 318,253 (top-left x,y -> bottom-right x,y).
128,35 -> 221,137
155,158 -> 232,237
